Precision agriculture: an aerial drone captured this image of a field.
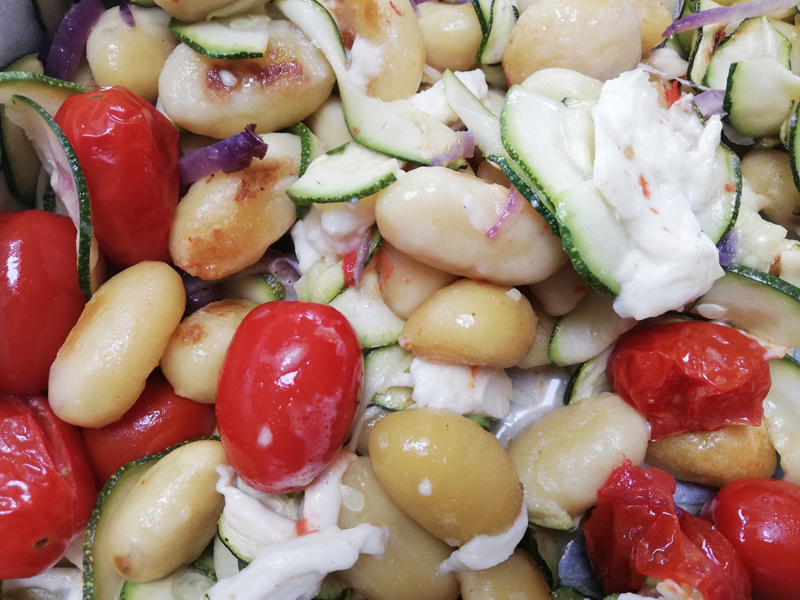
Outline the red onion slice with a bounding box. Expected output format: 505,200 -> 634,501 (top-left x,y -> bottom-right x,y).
717,231 -> 736,266
429,131 -> 476,167
119,0 -> 135,27
45,0 -> 104,82
663,0 -> 798,37
692,89 -> 725,117
179,124 -> 268,187
486,186 -> 522,239
352,230 -> 373,289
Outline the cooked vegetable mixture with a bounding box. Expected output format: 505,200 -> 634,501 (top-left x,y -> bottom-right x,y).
2,0 -> 800,599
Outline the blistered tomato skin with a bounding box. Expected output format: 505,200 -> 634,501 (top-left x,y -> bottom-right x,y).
703,478 -> 800,600
55,86 -> 179,269
584,461 -> 750,600
607,321 -> 771,440
0,211 -> 86,395
216,301 -> 363,493
0,396 -> 96,579
82,375 -> 217,486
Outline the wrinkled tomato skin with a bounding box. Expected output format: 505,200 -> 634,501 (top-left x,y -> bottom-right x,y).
608,321 -> 771,440
82,375 -> 216,486
703,478 -> 800,600
585,461 -> 750,600
216,301 -> 363,493
0,395 -> 95,579
0,211 -> 86,395
55,87 -> 179,268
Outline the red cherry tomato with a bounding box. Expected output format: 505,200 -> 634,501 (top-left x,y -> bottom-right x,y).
0,211 -> 86,395
216,301 -> 363,493
703,478 -> 800,600
607,321 -> 771,440
0,395 -> 96,579
54,86 -> 179,268
584,461 -> 750,600
82,375 -> 216,485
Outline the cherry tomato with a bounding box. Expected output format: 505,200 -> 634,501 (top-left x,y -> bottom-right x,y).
54,86 -> 179,268
216,301 -> 363,493
703,478 -> 800,600
584,461 -> 750,600
82,375 -> 216,485
0,395 -> 96,579
0,211 -> 86,395
607,321 -> 770,440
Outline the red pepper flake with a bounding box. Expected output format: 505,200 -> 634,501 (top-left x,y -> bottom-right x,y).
574,285 -> 587,295
664,81 -> 681,107
650,207 -> 660,215
725,182 -> 735,193
352,127 -> 361,135
389,1 -> 404,16
638,174 -> 651,199
468,365 -> 479,389
296,518 -> 313,536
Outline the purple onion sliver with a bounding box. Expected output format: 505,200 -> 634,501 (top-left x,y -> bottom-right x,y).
672,0 -> 685,21
693,89 -> 725,117
119,0 -> 135,27
408,0 -> 422,17
352,230 -> 372,289
177,268 -> 217,297
186,287 -> 222,315
180,124 -> 268,187
45,0 -> 104,82
663,0 -> 798,37
429,131 -> 476,167
486,186 -> 521,239
717,232 -> 736,266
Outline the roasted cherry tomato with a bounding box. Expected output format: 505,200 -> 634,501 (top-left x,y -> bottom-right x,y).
0,395 -> 96,579
703,478 -> 800,600
82,375 -> 216,485
55,86 -> 179,268
584,461 -> 750,600
0,211 -> 86,395
216,301 -> 363,493
607,321 -> 771,439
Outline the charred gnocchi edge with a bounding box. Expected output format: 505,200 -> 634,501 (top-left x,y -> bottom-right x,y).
486,154 -> 560,234
5,95 -> 94,298
83,437 -> 221,600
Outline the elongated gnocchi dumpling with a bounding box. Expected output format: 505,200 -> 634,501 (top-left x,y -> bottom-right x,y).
376,167 -> 567,286
507,393 -> 649,529
159,21 -> 335,138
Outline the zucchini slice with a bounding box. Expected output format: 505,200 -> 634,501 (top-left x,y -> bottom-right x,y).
692,264 -> 800,347
286,142 -> 400,205
289,122 -> 327,177
548,289 -> 636,367
0,71 -> 86,115
275,0 -> 469,167
441,68 -> 505,157
295,256 -> 347,304
329,269 -> 406,349
4,94 -> 94,298
220,273 -> 284,304
703,16 -> 791,90
371,386 -> 414,411
120,567 -> 214,600
724,55 -> 800,139
563,347 -> 613,404
762,356 -> 800,485
169,15 -> 271,60
696,143 -> 741,244
686,0 -> 729,85
475,0 -> 518,66
212,535 -> 240,581
361,343 -> 413,409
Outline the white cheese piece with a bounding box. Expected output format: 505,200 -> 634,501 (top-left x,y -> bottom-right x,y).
206,524 -> 387,600
409,358 -> 512,419
592,69 -> 724,320
348,36 -> 385,94
438,501 -> 528,573
3,568 -> 82,600
409,70 -> 489,126
290,200 -> 377,273
299,452 -> 357,532
779,241 -> 800,287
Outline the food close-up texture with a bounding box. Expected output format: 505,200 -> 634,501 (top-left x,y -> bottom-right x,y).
3,0 -> 800,599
